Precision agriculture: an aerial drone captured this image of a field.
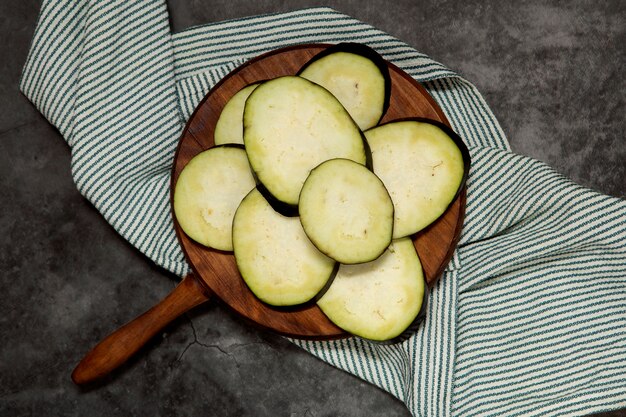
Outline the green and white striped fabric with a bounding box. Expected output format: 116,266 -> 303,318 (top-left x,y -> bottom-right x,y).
20,2 -> 626,416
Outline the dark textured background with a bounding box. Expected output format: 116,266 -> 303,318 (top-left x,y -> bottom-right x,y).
1,1 -> 624,416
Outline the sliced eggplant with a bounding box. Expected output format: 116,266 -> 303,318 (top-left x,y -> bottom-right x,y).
243,75 -> 367,209
232,189 -> 337,307
365,119 -> 470,238
214,83 -> 259,146
298,43 -> 390,131
298,158 -> 394,264
173,145 -> 256,251
317,238 -> 427,343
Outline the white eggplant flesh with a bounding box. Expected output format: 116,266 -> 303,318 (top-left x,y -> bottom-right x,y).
214,83 -> 259,146
317,238 -> 426,342
365,120 -> 467,238
173,146 -> 256,251
299,47 -> 388,130
233,189 -> 337,307
298,158 -> 394,264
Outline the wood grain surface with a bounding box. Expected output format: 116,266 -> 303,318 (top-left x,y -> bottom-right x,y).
172,44 -> 467,339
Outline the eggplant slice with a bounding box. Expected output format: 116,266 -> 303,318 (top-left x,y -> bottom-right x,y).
243,75 -> 367,209
173,145 -> 256,251
317,238 -> 427,343
233,189 -> 337,307
365,119 -> 470,238
214,83 -> 259,146
298,158 -> 394,265
298,42 -> 390,131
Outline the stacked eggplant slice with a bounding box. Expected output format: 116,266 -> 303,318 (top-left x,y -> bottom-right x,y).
174,43 -> 470,343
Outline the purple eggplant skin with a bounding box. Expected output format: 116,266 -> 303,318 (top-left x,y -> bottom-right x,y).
297,42 -> 392,129
362,130 -> 374,171
212,143 -> 245,151
255,182 -> 300,217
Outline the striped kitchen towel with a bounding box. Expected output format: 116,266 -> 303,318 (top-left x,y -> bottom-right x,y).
20,1 -> 626,416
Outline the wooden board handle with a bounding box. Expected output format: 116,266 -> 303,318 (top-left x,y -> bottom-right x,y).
71,274 -> 211,385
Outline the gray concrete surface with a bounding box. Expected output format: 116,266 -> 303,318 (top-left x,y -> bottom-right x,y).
1,1 -> 624,416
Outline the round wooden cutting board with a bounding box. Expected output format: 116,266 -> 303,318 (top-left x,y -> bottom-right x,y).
71,43 -> 468,386
172,44 -> 466,339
